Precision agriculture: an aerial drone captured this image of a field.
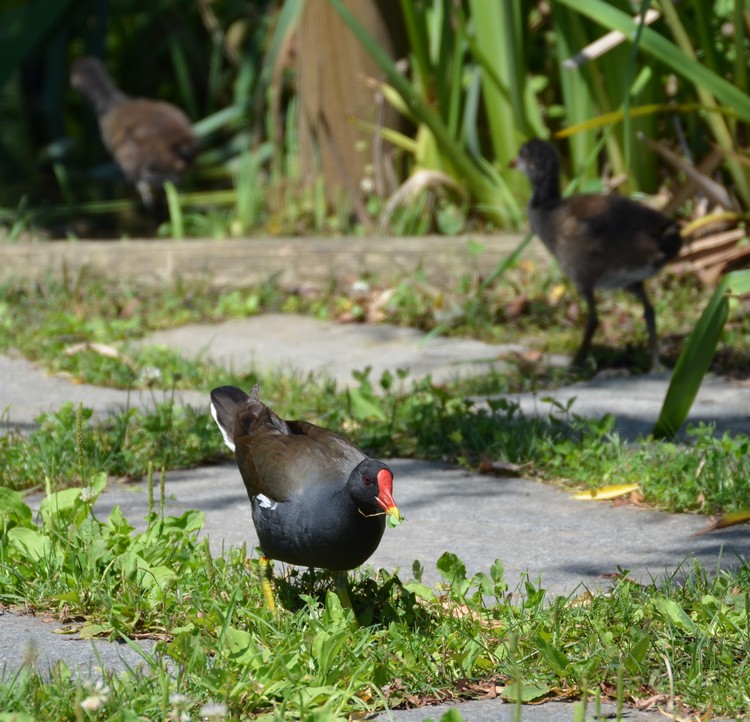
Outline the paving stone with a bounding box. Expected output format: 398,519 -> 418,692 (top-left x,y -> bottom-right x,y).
2,313 -> 748,721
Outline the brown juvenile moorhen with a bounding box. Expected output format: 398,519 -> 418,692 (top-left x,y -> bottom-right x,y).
70,56 -> 198,207
513,138 -> 682,369
210,384 -> 400,610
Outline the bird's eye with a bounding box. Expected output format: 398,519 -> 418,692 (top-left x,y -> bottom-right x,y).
364,475 -> 373,486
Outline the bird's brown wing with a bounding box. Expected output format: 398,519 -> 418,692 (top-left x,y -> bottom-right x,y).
211,385 -> 366,502
559,195 -> 682,282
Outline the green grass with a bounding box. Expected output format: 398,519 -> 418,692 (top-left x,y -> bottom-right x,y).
1,363 -> 749,520
1,473 -> 748,719
1,268 -> 750,719
1,268 -> 749,517
1,260 -> 737,389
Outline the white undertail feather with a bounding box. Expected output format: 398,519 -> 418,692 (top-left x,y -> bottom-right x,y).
256,494 -> 278,510
210,402 -> 236,452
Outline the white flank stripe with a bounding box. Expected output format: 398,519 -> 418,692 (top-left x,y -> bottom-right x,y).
210,402 -> 236,452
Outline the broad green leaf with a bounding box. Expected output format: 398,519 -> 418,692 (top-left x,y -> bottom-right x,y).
653,597 -> 699,635
533,635 -> 570,676
0,486 -> 32,527
624,631 -> 650,674
157,509 -> 206,535
437,711 -> 464,722
78,622 -> 115,640
39,487 -> 82,524
403,582 -> 437,602
347,387 -> 386,421
224,626 -> 261,665
6,527 -> 53,562
312,628 -> 348,678
436,551 -> 467,587
501,682 -> 552,703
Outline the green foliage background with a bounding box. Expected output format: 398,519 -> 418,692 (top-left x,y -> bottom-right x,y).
2,0 -> 750,236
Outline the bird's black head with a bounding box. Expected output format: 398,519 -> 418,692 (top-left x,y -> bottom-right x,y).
348,459 -> 399,521
514,139 -> 560,185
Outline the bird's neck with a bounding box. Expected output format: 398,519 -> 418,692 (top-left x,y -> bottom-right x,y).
529,173 -> 561,209
82,76 -> 128,117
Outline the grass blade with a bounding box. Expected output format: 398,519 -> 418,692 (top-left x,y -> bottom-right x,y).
654,269 -> 750,438
553,0 -> 750,123
164,182 -> 184,239
327,0 -> 514,226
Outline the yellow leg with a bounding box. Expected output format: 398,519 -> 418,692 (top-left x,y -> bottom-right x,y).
260,556 -> 276,611
334,570 -> 353,610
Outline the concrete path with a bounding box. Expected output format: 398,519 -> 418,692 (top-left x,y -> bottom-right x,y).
2,313 -> 749,721
138,314 -> 535,388
0,353 -> 205,432
496,371 -> 750,440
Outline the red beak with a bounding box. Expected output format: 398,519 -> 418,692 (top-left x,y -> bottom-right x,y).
375,487 -> 399,519
375,468 -> 400,521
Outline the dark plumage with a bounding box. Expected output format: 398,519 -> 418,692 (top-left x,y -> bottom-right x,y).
513,138 -> 682,369
210,384 -> 399,608
70,56 -> 198,207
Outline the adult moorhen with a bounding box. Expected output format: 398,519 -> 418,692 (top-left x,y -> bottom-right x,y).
70,56 -> 198,208
210,384 -> 400,610
512,138 -> 682,369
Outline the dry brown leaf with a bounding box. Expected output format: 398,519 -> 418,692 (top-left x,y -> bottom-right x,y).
566,590 -> 594,607
611,490 -> 648,508
636,693 -> 673,710
63,341 -> 120,359
524,686 -> 579,705
455,678 -> 501,699
505,295 -> 530,319
437,596 -> 504,628
477,458 -> 531,477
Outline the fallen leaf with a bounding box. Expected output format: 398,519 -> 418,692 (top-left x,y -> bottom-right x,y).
500,683 -> 577,704
599,572 -> 645,586
477,458 -> 531,477
62,342 -> 135,369
500,683 -> 551,703
566,590 -> 594,607
549,283 -> 567,304
693,509 -> 750,535
455,678 -> 500,699
63,342 -> 121,359
505,295 -> 530,319
636,693 -> 673,710
611,490 -> 647,508
573,483 -> 640,501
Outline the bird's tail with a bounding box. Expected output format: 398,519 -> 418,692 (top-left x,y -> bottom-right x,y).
209,385 -> 250,451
